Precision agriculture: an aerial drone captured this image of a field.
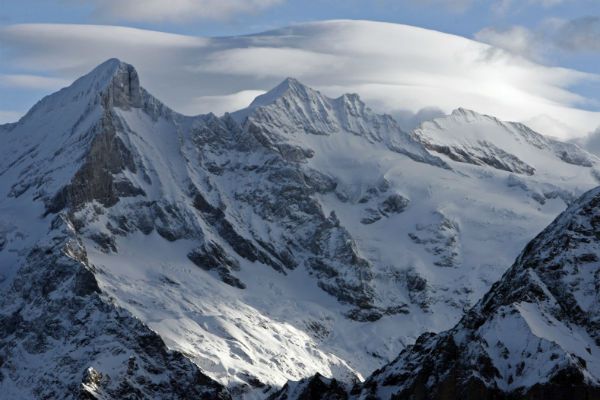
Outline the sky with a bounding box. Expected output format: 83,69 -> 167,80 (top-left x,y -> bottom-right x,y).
1,0 -> 599,138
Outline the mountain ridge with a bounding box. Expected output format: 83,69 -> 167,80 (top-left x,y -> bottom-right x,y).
1,59 -> 600,399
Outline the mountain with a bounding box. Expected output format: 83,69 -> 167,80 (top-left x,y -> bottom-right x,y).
355,185 -> 600,399
0,59 -> 231,400
413,108 -> 597,175
1,59 -> 599,399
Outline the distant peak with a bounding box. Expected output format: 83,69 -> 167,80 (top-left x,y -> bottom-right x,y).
246,77 -> 319,109
279,77 -> 303,89
451,107 -> 480,118
449,107 -> 505,125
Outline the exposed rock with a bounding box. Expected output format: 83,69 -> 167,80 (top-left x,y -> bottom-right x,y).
355,186 -> 600,399
409,212 -> 461,268
268,373 -> 350,400
420,140 -> 536,175
0,216 -> 231,400
188,242 -> 245,289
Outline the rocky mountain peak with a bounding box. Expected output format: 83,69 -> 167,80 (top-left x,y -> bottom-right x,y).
20,58 -> 142,122
97,58 -> 144,109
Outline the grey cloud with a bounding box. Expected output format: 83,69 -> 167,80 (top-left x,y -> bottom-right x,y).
553,16 -> 600,53
392,107 -> 447,132
476,16 -> 600,59
580,126 -> 600,156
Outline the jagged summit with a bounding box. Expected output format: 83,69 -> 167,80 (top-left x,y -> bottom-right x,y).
235,77 -> 367,122
19,58 -> 141,122
0,59 -> 174,213
247,77 -> 315,109
230,76 -> 329,124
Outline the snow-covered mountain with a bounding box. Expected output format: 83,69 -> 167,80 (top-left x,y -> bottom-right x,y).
0,60 -> 231,400
413,108 -> 597,176
355,185 -> 600,399
1,59 -> 599,399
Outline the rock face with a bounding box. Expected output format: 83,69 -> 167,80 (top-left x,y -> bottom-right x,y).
0,60 -> 230,399
2,59 -> 600,399
268,374 -> 350,400
0,216 -> 231,400
356,186 -> 600,399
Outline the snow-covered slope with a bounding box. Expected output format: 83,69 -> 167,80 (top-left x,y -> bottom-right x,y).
356,186 -> 600,399
0,59 -> 231,399
413,108 -> 597,175
1,59 -> 600,399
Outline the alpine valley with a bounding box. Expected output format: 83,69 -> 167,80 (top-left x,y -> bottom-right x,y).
1,59 -> 599,399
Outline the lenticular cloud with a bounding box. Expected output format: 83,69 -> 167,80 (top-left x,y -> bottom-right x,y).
1,20 -> 598,137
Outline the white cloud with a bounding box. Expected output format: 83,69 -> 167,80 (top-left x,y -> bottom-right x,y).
75,0 -> 284,22
0,110 -> 22,124
0,73 -> 70,90
190,47 -> 343,79
187,90 -> 266,115
575,126 -> 600,156
0,20 -> 598,138
475,26 -> 539,58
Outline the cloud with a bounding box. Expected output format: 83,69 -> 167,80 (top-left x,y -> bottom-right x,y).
0,20 -> 598,138
552,16 -> 600,53
190,47 -> 343,79
392,107 -> 447,132
415,0 -> 474,12
0,74 -> 70,90
576,126 -> 600,156
417,0 -> 569,13
475,26 -> 539,59
70,0 -> 284,22
0,110 -> 22,124
492,0 -> 571,14
476,16 -> 600,60
188,90 -> 266,115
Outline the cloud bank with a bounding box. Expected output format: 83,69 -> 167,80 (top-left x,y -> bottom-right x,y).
476,16 -> 600,59
1,20 -> 599,137
80,0 -> 284,22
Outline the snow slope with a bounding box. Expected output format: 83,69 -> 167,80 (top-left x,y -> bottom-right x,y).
357,186 -> 600,399
1,59 -> 600,399
0,59 -> 231,399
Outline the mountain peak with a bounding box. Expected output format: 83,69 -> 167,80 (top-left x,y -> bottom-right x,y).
247,77 -> 319,110
230,77 -> 326,123
449,107 -> 492,122
91,58 -> 143,109
20,58 -> 143,123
